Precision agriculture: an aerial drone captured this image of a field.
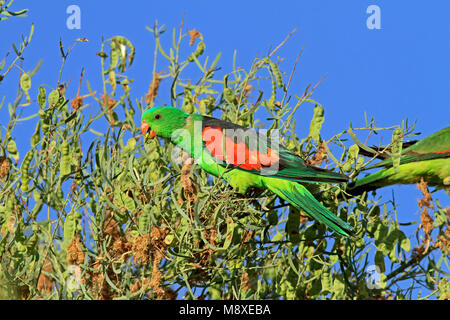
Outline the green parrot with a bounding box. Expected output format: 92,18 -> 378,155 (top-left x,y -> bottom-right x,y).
141,106 -> 355,238
347,126 -> 450,195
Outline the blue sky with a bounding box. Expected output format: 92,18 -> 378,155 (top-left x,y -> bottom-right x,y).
1,0 -> 449,295
3,1 -> 450,133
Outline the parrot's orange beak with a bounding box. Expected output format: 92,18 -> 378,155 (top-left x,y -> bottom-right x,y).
141,120 -> 156,139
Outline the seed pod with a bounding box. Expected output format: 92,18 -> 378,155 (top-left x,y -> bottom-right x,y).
342,144 -> 360,172
20,73 -> 31,102
182,88 -> 195,113
7,139 -> 19,163
5,196 -> 14,212
1,199 -> 13,234
37,108 -> 46,119
374,220 -> 389,242
223,87 -> 237,105
112,36 -> 135,70
308,105 -> 325,142
48,90 -> 60,108
400,233 -> 410,252
20,73 -> 31,91
62,210 -> 81,249
221,217 -> 234,251
321,269 -> 332,294
391,128 -> 403,171
356,157 -> 365,170
123,137 -> 137,154
188,41 -> 205,62
20,150 -> 33,193
27,236 -> 38,256
107,47 -> 120,73
198,99 -> 208,114
60,140 -> 71,176
348,144 -> 359,159
109,70 -> 117,94
123,191 -> 136,212
202,95 -> 216,114
38,86 -> 47,108
57,184 -> 64,203
41,116 -> 51,134
138,208 -> 151,234
0,156 -> 11,180
268,59 -> 283,88
333,275 -> 346,297
17,242 -> 27,255
30,121 -> 41,148
33,189 -> 43,203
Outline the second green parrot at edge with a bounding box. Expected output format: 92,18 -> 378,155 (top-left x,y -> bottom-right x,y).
347,126 -> 450,195
141,106 -> 355,238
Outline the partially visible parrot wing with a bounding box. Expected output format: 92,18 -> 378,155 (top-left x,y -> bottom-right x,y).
365,126 -> 450,170
347,126 -> 450,195
357,140 -> 418,160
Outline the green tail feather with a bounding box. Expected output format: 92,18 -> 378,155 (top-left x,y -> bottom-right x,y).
263,178 -> 355,238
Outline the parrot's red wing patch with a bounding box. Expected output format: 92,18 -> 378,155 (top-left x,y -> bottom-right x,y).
435,148 -> 450,154
202,126 -> 280,171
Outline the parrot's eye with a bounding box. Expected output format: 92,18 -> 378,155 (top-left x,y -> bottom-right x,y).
155,114 -> 161,120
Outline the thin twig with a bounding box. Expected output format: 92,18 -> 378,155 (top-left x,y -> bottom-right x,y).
281,46 -> 304,105
268,28 -> 297,58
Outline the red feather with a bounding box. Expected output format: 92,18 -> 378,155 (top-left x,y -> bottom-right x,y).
202,126 -> 280,170
435,148 -> 450,154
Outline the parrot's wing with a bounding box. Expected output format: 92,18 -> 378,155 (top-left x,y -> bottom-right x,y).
199,116 -> 347,184
358,140 -> 418,160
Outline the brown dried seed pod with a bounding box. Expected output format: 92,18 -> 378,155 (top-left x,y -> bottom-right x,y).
0,156 -> 11,180
101,93 -> 117,109
131,234 -> 150,264
37,258 -> 54,295
187,29 -> 201,46
66,235 -> 85,265
71,96 -> 83,111
145,72 -> 162,105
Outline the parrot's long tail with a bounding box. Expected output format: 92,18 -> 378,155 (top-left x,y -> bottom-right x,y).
263,177 -> 355,238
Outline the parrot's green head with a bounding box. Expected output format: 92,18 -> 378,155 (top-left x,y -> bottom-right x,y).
140,106 -> 188,140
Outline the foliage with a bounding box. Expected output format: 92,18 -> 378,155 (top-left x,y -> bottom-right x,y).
0,0 -> 27,22
0,11 -> 448,300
